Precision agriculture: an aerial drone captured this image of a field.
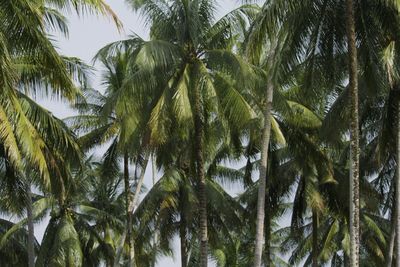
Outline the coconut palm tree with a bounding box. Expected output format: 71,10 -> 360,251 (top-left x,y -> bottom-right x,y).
0,2 -> 119,264
66,57 -> 139,263
0,0 -> 122,185
66,45 -> 161,265
0,89 -> 85,267
111,2 -> 259,265
240,18 -> 330,262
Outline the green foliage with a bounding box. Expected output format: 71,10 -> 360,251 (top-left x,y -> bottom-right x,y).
2,0 -> 400,266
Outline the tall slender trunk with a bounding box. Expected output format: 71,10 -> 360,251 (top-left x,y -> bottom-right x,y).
129,154 -> 150,214
386,206 -> 396,267
312,209 -> 319,267
25,180 -> 35,267
123,153 -> 134,267
180,218 -> 188,267
193,69 -> 208,267
151,154 -> 158,267
114,154 -> 149,267
254,82 -> 274,267
396,96 -> 400,267
129,154 -> 150,267
345,0 -> 360,266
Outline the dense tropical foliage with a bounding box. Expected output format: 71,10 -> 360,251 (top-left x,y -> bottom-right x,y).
2,0 -> 400,266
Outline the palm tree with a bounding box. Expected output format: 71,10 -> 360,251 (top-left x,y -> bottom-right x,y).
107,2 -> 258,265
243,12 -> 333,262
0,2 -> 119,264
122,1 -> 260,266
334,36 -> 400,265
247,41 -> 277,267
0,90 -> 86,266
0,0 -> 122,184
67,86 -> 142,265
67,46 -> 160,265
67,55 -> 140,263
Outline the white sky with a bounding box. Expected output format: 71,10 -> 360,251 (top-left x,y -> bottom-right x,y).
37,1 -> 239,266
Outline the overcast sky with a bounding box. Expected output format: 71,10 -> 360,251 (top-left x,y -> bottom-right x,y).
37,1 -> 238,266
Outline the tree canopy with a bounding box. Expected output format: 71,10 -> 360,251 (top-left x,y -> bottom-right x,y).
1,0 -> 400,267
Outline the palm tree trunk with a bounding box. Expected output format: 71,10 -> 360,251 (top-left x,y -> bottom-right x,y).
129,153 -> 150,266
254,82 -> 274,267
180,218 -> 188,267
151,154 -> 158,267
396,97 -> 400,267
25,180 -> 35,267
129,154 -> 150,215
345,0 -> 360,266
123,152 -> 134,267
386,206 -> 395,267
312,209 -> 319,267
264,188 -> 271,267
115,154 -> 149,267
194,73 -> 208,267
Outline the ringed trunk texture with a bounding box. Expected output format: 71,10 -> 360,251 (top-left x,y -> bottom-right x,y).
26,181 -> 35,267
396,96 -> 400,267
312,209 -> 319,267
254,82 -> 274,267
345,0 -> 360,266
264,192 -> 271,267
193,70 -> 208,267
